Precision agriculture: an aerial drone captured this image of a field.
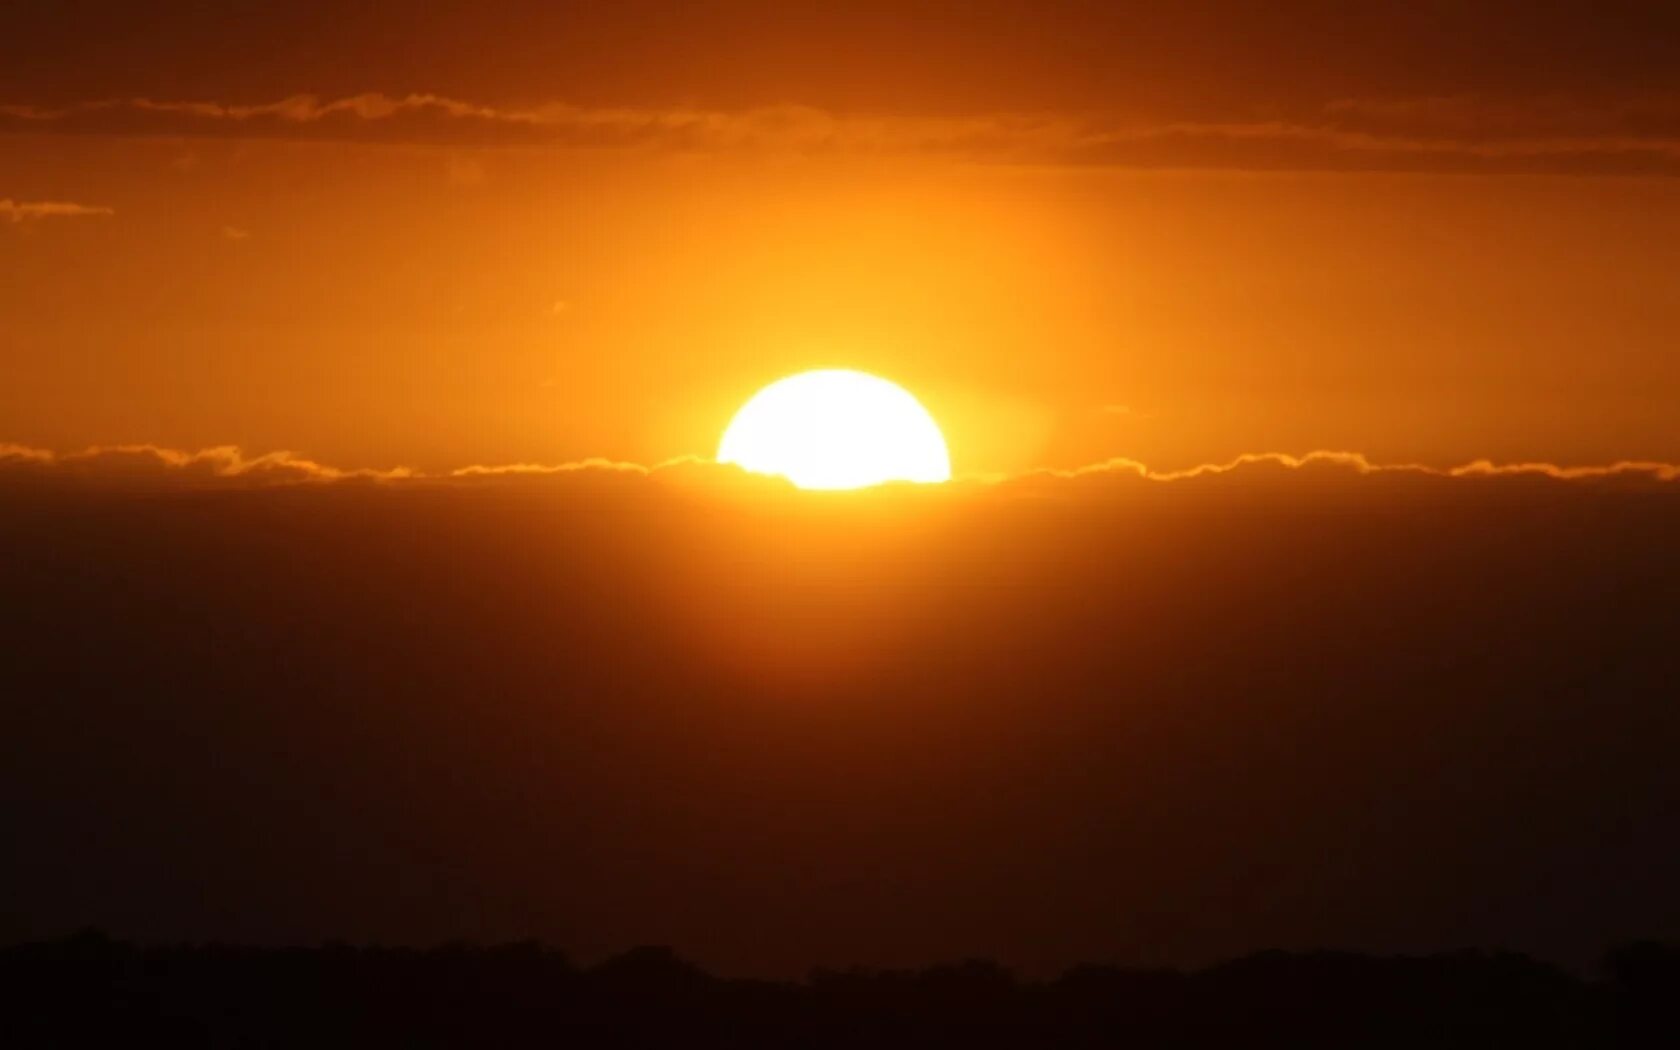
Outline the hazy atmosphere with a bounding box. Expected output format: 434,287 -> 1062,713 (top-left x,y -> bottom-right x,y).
4,3 -> 1679,1045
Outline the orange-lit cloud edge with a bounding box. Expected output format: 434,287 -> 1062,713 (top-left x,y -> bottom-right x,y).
3,443 -> 1676,493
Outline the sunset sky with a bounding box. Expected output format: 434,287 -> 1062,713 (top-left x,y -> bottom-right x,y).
6,1 -> 1680,475
3,2 -> 1679,979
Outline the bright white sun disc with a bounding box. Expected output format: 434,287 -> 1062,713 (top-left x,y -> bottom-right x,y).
718,370 -> 952,490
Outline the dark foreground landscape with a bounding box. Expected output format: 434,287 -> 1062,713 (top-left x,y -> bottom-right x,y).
5,933 -> 1678,1047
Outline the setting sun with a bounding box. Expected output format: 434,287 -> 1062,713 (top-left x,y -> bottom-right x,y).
717,370 -> 952,490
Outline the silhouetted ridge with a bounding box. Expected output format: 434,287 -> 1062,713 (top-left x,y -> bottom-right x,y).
3,934 -> 1677,1047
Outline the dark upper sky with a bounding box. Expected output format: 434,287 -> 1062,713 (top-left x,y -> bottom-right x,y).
6,2 -> 1679,113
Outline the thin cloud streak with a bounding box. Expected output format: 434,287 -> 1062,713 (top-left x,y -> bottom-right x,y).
0,198 -> 114,222
6,93 -> 1680,175
4,443 -> 1676,490
448,454 -> 708,478
0,443 -> 408,484
1026,449 -> 1680,484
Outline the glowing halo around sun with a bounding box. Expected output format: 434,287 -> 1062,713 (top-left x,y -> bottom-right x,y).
718,370 -> 953,490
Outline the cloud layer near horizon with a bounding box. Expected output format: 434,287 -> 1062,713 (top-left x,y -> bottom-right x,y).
3,442 -> 1677,493
7,93 -> 1680,176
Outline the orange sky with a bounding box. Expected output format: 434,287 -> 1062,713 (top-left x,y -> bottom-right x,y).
4,2 -> 1679,476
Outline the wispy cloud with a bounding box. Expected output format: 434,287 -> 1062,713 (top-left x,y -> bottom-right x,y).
1098,404 -> 1156,421
4,442 -> 1676,492
6,92 -> 1680,175
0,443 -> 406,485
1019,449 -> 1680,484
0,198 -> 113,222
448,456 -> 678,478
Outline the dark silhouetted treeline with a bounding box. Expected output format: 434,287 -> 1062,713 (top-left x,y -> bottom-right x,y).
4,932 -> 1678,1047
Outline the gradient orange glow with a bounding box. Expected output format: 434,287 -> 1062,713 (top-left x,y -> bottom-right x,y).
4,138 -> 1679,478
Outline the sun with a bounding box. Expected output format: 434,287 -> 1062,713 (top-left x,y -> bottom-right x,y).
718,370 -> 953,490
